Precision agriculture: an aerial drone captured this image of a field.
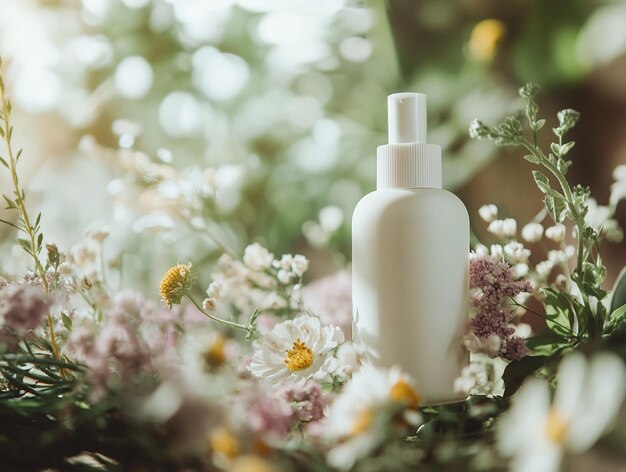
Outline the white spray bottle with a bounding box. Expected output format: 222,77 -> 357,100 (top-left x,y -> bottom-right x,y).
352,92 -> 469,404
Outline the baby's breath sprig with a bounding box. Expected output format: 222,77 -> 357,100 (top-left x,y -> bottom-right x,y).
469,84 -> 606,339
0,57 -> 61,359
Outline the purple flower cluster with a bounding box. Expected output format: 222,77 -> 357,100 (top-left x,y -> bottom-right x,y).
239,387 -> 296,440
468,256 -> 532,361
0,283 -> 51,350
470,256 -> 532,310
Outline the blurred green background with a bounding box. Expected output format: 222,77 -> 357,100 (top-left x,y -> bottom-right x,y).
0,0 -> 625,289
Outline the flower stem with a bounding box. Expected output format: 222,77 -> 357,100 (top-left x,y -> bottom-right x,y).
0,59 -> 60,361
185,294 -> 250,332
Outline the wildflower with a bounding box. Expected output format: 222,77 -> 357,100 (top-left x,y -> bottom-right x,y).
0,285 -> 51,337
478,204 -> 498,223
463,332 -> 502,357
249,315 -> 344,384
334,341 -> 364,377
488,218 -> 517,238
281,381 -> 326,422
610,164 -> 626,206
324,365 -> 422,470
501,336 -> 529,361
291,254 -> 309,277
243,243 -> 274,272
545,224 -> 566,243
521,222 -> 544,243
277,269 -> 292,285
159,263 -> 193,308
497,353 -> 626,472
470,256 -> 532,311
504,241 -> 530,264
202,297 -> 216,311
238,388 -> 296,440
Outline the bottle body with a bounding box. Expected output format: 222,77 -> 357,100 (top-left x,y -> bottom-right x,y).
352,187 -> 469,405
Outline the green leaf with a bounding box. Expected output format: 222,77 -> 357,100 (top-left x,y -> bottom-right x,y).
610,266 -> 626,315
0,126 -> 4,137
523,153 -> 541,164
532,170 -> 551,195
604,305 -> 626,337
550,142 -> 561,156
0,157 -> 7,169
503,355 -> 551,397
0,218 -> 19,230
560,141 -> 575,155
533,119 -> 546,131
61,313 -> 73,330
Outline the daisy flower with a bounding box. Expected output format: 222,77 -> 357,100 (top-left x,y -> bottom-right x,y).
497,352 -> 626,472
323,364 -> 422,470
249,315 -> 344,383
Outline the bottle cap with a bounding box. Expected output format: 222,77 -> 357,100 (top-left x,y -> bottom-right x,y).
377,93 -> 442,189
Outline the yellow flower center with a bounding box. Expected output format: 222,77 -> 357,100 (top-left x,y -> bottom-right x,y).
351,408 -> 373,436
203,334 -> 227,369
210,427 -> 240,459
389,379 -> 421,408
159,262 -> 192,308
284,338 -> 314,371
545,408 -> 568,444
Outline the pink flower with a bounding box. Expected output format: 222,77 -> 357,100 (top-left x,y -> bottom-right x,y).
238,387 -> 296,440
281,381 -> 326,422
302,270 -> 352,339
470,256 -> 532,310
502,336 -> 529,361
0,284 -> 51,344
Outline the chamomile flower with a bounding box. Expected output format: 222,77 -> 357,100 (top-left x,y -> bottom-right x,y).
497,352 -> 626,472
249,315 -> 344,384
323,364 -> 422,470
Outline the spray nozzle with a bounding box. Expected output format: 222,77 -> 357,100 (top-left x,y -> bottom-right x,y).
387,93 -> 427,144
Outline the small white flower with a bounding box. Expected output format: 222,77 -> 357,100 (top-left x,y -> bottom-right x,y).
545,224 -> 566,243
497,352 -> 626,472
277,269 -> 293,285
291,254 -> 309,277
243,243 -> 274,272
504,241 -> 531,263
479,204 -> 498,223
502,218 -> 518,237
274,254 -> 293,270
474,244 -> 489,257
490,244 -> 504,259
463,332 -> 502,357
610,165 -> 626,206
249,315 -> 344,384
522,222 -> 544,243
535,260 -> 554,279
202,297 -> 216,311
454,362 -> 488,396
514,263 -> 529,278
324,364 -> 421,470
488,218 -> 517,238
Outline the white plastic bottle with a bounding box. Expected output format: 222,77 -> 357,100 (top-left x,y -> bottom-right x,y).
352,93 -> 469,405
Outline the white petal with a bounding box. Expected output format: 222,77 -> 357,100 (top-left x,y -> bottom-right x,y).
567,353 -> 626,452
555,352 -> 586,418
497,379 -> 550,456
511,442 -> 562,472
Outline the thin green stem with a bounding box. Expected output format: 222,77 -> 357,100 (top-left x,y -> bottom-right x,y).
508,297 -> 578,338
185,294 -> 250,332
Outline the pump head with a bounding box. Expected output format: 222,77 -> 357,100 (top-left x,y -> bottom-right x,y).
387,93 -> 427,144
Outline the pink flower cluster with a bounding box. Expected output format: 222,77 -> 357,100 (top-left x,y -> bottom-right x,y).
0,282 -> 51,350
468,256 -> 532,361
65,292 -> 177,399
236,381 -> 326,441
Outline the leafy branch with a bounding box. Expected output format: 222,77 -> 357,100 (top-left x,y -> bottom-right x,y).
0,57 -> 60,359
468,85 -> 606,330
